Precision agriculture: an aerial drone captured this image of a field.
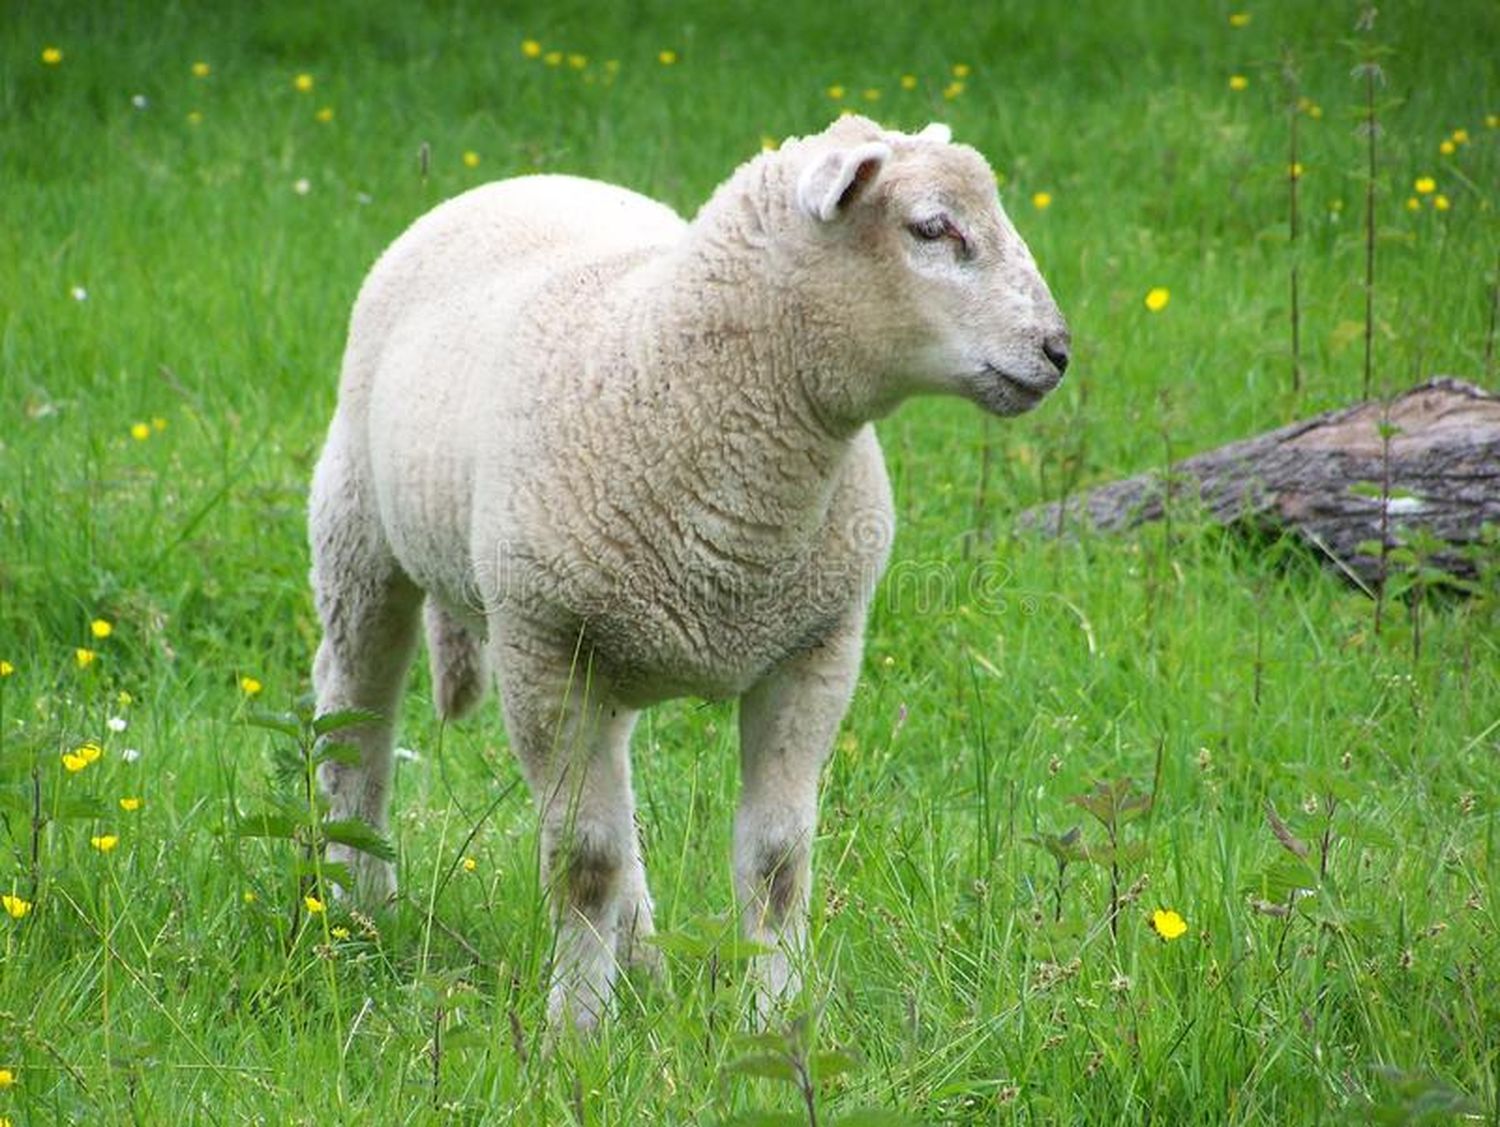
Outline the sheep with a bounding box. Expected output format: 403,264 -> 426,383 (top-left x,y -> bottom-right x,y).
308,114 -> 1070,1030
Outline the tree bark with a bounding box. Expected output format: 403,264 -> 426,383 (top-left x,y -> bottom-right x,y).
1017,378 -> 1500,586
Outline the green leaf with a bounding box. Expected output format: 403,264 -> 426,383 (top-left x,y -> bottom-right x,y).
718,1114 -> 805,1127
439,1025 -> 488,1054
723,1053 -> 799,1085
321,818 -> 396,861
811,1047 -> 864,1084
313,709 -> 383,737
831,1112 -> 925,1127
234,812 -> 300,840
56,795 -> 109,820
314,741 -> 362,768
1245,855 -> 1318,900
244,710 -> 302,739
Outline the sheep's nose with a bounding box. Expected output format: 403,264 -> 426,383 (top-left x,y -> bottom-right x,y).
1042,334 -> 1071,376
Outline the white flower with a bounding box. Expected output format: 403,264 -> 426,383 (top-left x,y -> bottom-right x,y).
356,191 -> 373,206
71,286 -> 88,302
107,715 -> 128,733
132,94 -> 149,110
395,746 -> 422,762
120,747 -> 142,763
293,178 -> 311,196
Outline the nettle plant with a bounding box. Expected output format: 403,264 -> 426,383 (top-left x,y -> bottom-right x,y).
236,701 -> 394,932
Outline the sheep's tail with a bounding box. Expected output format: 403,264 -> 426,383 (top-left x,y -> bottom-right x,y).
423,601 -> 488,721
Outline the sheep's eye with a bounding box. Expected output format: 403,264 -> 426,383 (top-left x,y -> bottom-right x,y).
907,216 -> 950,241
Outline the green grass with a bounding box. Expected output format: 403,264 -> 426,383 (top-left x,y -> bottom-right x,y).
2,1 -> 1498,1122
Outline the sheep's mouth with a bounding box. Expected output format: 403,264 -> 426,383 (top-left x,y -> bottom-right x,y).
977,365 -> 1058,416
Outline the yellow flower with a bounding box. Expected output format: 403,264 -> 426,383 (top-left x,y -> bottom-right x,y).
942,81 -> 965,100
75,647 -> 97,669
42,47 -> 63,65
1144,287 -> 1171,312
1434,195 -> 1451,211
1414,176 -> 1436,195
293,73 -> 314,92
1151,908 -> 1188,940
191,61 -> 211,77
760,135 -> 778,152
567,53 -> 587,70
1487,114 -> 1499,129
463,150 -> 480,168
131,421 -> 151,440
187,110 -> 203,126
1228,74 -> 1249,91
120,797 -> 143,812
79,741 -> 103,764
2,894 -> 31,920
826,84 -> 845,100
1439,139 -> 1455,155
952,63 -> 971,78
91,618 -> 113,639
239,675 -> 262,696
90,834 -> 120,854
242,890 -> 258,904
900,74 -> 917,91
62,752 -> 89,773
1032,191 -> 1053,210
862,87 -> 881,102
543,50 -> 562,66
462,856 -> 477,873
1405,196 -> 1421,212
521,39 -> 542,59
1451,128 -> 1469,145
331,926 -> 350,939
657,49 -> 677,66
304,895 -> 325,914
117,689 -> 133,705
0,660 -> 13,677
1228,12 -> 1251,27
151,416 -> 167,432
315,106 -> 334,123
1288,161 -> 1304,180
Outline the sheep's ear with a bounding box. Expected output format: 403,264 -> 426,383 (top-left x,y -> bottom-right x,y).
916,122 -> 952,144
796,141 -> 891,223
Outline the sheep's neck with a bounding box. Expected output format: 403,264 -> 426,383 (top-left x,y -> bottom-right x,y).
618,251 -> 860,559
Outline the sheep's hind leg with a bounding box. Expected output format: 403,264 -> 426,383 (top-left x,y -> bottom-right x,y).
735,623 -> 864,1020
309,443 -> 423,905
496,640 -> 643,1031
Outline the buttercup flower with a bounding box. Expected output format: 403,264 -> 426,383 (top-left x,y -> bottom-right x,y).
0,660 -> 13,677
293,73 -> 314,92
243,890 -> 258,904
191,61 -> 211,77
1439,139 -> 1455,155
2,894 -> 30,920
862,88 -> 881,102
1288,161 -> 1304,180
1414,176 -> 1436,194
1032,191 -> 1053,210
1229,12 -> 1251,27
900,74 -> 917,91
521,39 -> 542,59
42,47 -> 63,65
952,63 -> 971,78
315,106 -> 334,123
240,675 -> 262,696
657,49 -> 677,66
1406,197 -> 1421,211
1145,287 -> 1171,312
567,53 -> 587,70
91,618 -> 113,639
942,81 -> 965,100
120,797 -> 143,812
826,84 -> 845,100
304,895 -> 326,914
462,856 -> 478,873
543,50 -> 562,66
1433,195 -> 1451,211
131,421 -> 150,440
91,834 -> 120,854
331,926 -> 350,939
463,151 -> 480,168
75,648 -> 97,669
1151,908 -> 1188,939
1228,74 -> 1249,91
1450,128 -> 1469,145
62,752 -> 89,773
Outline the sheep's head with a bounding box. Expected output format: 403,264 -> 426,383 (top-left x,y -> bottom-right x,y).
785,116 -> 1070,421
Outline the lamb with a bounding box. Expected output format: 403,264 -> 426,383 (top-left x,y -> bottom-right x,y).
308,114 -> 1070,1030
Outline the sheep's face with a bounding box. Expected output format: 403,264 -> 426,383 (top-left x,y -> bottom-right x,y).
792,118 -> 1070,420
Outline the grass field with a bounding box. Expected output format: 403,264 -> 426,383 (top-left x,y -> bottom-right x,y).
2,1 -> 1498,1122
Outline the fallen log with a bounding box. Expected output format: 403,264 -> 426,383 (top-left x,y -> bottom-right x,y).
1017,377 -> 1500,587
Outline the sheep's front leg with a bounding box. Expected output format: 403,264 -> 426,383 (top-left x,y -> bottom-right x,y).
496,642 -> 643,1031
736,623 -> 864,1016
